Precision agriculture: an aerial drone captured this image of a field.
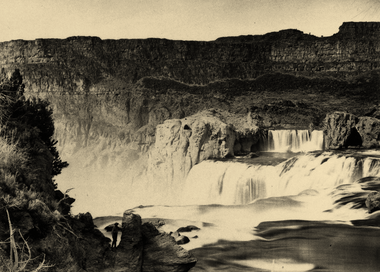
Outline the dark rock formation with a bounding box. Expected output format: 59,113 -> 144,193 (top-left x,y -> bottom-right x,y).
54,189 -> 75,215
176,225 -> 200,232
175,235 -> 190,245
366,191 -> 380,213
115,212 -> 144,271
356,116 -> 380,148
323,112 -> 360,149
109,212 -> 196,272
323,111 -> 380,149
142,232 -> 195,271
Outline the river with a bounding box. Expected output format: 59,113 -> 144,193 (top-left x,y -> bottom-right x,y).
57,130 -> 380,271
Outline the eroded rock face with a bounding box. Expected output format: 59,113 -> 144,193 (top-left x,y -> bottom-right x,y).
356,117 -> 380,148
323,112 -> 359,149
323,112 -> 380,149
148,110 -> 236,187
366,192 -> 380,213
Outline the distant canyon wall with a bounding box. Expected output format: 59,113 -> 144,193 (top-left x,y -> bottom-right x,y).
0,22 -> 379,91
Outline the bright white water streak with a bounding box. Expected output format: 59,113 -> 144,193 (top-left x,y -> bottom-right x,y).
181,152 -> 380,206
263,130 -> 324,152
57,150 -> 380,217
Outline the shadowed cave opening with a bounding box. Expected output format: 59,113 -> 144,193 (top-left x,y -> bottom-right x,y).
345,127 -> 363,148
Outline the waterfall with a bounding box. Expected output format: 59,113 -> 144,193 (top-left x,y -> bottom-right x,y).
181,152 -> 380,206
262,130 -> 324,152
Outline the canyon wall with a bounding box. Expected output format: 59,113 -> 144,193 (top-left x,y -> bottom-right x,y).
0,22 -> 380,89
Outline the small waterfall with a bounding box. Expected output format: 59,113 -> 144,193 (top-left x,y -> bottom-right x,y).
181,152 -> 380,206
262,130 -> 324,152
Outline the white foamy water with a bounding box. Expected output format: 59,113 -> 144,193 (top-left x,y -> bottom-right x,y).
55,126 -> 380,271
263,129 -> 324,152
180,152 -> 374,206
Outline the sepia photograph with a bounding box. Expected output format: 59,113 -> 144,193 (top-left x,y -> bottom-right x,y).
1,0 -> 380,271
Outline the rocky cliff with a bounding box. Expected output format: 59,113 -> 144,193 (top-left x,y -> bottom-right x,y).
148,109 -> 259,194
1,22 -> 380,87
324,111 -> 380,149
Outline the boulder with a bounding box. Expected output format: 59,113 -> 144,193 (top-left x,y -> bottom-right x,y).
176,225 -> 200,232
366,191 -> 380,213
175,235 -> 190,245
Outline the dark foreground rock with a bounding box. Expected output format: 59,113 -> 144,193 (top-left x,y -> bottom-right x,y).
108,211 -> 196,272
176,225 -> 200,232
174,235 -> 190,245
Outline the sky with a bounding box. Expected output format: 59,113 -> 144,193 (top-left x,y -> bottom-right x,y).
0,0 -> 379,42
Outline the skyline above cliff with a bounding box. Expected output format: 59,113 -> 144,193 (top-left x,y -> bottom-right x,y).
1,0 -> 380,42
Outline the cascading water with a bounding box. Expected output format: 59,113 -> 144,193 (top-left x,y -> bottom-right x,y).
57,125 -> 380,271
181,152 -> 380,206
262,129 -> 324,152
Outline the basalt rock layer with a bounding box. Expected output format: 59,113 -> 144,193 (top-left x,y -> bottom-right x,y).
1,22 -> 380,87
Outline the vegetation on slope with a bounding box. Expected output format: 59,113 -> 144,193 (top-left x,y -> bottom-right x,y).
0,70 -> 72,271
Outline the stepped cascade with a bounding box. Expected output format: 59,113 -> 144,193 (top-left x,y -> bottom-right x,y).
182,152 -> 380,206
261,129 -> 324,152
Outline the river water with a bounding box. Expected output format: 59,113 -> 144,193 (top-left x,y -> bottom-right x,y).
57,130 -> 380,271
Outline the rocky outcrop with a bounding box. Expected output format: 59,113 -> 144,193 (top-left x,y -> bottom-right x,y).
148,110 -> 236,185
109,211 -> 196,272
114,212 -> 144,271
366,191 -> 380,213
356,116 -> 380,148
323,111 -> 380,149
323,112 -> 360,149
148,109 -> 261,188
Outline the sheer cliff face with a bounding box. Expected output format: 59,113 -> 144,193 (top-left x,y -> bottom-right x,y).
1,22 -> 380,89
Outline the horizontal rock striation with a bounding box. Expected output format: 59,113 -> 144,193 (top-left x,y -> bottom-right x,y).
0,22 -> 379,90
